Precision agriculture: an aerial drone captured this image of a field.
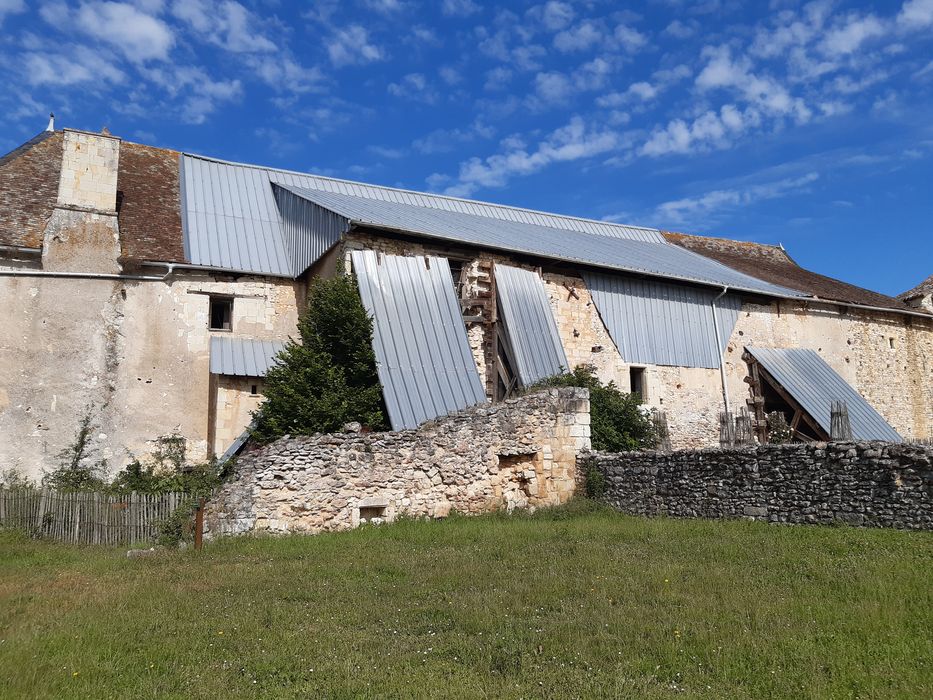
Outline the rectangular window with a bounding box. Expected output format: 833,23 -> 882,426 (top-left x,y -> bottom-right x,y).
629,367 -> 646,402
209,297 -> 233,331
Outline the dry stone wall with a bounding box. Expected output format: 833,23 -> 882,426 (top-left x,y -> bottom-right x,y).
585,442 -> 933,530
204,388 -> 591,537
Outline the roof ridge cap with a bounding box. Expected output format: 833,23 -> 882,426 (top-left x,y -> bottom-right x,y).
183,150 -> 659,235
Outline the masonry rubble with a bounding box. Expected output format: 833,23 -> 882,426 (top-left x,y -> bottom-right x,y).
586,441 -> 933,530
203,388 -> 591,537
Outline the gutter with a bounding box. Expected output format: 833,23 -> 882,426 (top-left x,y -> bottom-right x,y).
0,269 -> 172,281
710,286 -> 731,417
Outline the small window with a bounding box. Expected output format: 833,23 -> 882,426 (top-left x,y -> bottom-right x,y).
888,337 -> 895,349
250,384 -> 258,396
209,297 -> 232,331
629,367 -> 646,402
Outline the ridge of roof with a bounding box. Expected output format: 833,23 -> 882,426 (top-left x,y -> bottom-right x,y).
898,274 -> 933,300
180,150 -> 660,237
664,229 -> 914,312
0,130 -> 56,168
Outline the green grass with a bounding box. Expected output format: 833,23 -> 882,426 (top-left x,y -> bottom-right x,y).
1,502 -> 930,699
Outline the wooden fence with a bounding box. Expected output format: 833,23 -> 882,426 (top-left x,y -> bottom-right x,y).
0,489 -> 190,545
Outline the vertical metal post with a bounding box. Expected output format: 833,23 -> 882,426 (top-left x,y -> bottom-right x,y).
710,286 -> 731,416
194,498 -> 205,551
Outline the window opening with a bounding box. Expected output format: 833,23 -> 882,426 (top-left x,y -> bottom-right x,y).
209,297 -> 233,331
629,367 -> 646,402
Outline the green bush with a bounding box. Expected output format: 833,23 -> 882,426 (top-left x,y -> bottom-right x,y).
530,365 -> 659,452
42,409 -> 108,492
251,273 -> 387,443
584,464 -> 608,499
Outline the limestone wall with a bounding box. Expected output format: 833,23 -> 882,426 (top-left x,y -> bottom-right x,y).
0,271 -> 301,481
339,232 -> 933,446
585,441 -> 933,530
203,388 -> 591,537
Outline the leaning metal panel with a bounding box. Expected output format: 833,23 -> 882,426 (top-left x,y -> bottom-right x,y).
495,264 -> 567,385
351,249 -> 487,430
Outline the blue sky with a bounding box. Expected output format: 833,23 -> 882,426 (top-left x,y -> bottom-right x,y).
1,0 -> 931,296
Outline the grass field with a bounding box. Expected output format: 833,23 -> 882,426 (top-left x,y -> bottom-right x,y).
1,503 -> 931,699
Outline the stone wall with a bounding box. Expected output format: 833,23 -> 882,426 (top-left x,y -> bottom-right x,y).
585,442 -> 933,530
204,388 -> 591,537
0,271 -> 302,481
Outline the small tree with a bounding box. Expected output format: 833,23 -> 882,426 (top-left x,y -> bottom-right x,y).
251,273 -> 387,443
531,365 -> 659,452
43,407 -> 108,491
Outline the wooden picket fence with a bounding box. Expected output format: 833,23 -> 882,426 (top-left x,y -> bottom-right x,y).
0,488 -> 189,546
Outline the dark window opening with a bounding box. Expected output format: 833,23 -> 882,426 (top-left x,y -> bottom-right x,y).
250,384 -> 258,396
209,297 -> 233,331
629,367 -> 645,402
447,258 -> 465,298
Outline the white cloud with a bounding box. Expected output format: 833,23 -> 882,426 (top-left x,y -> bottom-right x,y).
664,19 -> 697,38
696,46 -> 810,122
553,21 -> 602,52
614,24 -> 648,52
327,25 -> 384,66
484,66 -> 512,91
641,104 -> 755,157
42,1 -> 176,63
364,0 -> 406,13
898,0 -> 933,29
413,119 -> 494,154
387,72 -> 436,102
171,0 -> 276,53
654,172 -> 819,225
0,0 -> 25,25
538,1 -> 574,31
24,45 -> 126,85
439,66 -> 461,85
442,0 -> 479,17
534,71 -> 574,103
820,14 -> 887,57
445,116 -> 619,196
248,55 -> 324,93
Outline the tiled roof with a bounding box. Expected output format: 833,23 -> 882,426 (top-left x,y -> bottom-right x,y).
0,130 -> 62,249
899,274 -> 933,301
663,231 -> 915,312
117,142 -> 185,263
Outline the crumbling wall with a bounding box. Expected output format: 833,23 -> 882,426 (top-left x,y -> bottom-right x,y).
203,388 -> 591,537
585,441 -> 933,530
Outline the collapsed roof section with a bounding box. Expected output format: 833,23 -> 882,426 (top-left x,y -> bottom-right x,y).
351,250 -> 487,431
745,346 -> 901,442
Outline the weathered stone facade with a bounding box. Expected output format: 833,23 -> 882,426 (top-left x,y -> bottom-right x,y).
0,272 -> 301,480
585,441 -> 933,530
203,388 -> 591,536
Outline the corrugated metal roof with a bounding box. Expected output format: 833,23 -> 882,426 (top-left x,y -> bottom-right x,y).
273,185 -> 347,275
181,156 -> 294,277
209,336 -> 286,377
183,152 -> 665,243
495,264 -> 568,385
351,249 -> 487,430
746,346 -> 902,441
583,273 -> 742,369
281,184 -> 802,297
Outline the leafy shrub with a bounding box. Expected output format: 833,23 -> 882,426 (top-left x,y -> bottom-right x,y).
42,408 -> 108,492
530,365 -> 659,452
251,273 -> 387,443
584,464 -> 608,499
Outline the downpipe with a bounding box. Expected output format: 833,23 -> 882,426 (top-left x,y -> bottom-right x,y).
711,285 -> 731,417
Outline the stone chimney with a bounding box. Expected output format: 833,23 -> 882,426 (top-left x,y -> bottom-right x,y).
42,128 -> 123,273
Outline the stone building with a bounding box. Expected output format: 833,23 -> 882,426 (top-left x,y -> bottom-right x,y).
1,125 -> 931,482
900,274 -> 933,313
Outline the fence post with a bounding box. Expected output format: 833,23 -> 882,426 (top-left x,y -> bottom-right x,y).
194,497 -> 205,551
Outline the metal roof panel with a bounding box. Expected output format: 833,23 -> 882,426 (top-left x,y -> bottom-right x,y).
746,346 -> 901,441
209,336 -> 286,377
351,249 -> 487,430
